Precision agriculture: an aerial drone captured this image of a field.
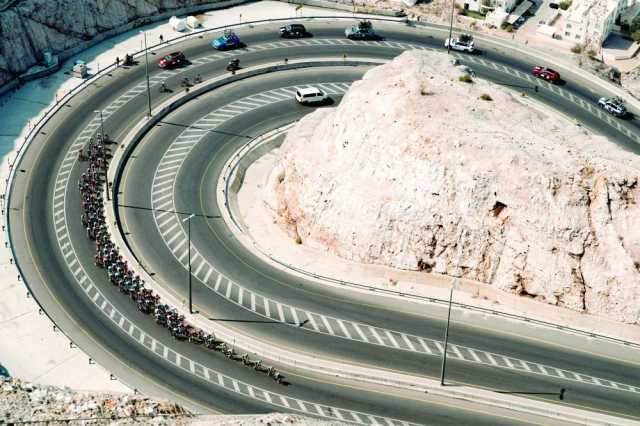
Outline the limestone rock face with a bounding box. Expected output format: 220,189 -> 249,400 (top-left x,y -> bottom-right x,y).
271,50 -> 640,324
0,0 -> 214,90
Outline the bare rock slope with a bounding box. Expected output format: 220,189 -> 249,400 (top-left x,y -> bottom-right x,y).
270,50 -> 640,324
0,0 -> 222,91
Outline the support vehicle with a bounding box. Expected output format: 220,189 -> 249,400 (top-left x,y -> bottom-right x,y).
532,66 -> 560,83
280,23 -> 307,38
295,87 -> 328,104
345,20 -> 377,40
212,30 -> 241,50
445,34 -> 475,53
598,96 -> 627,118
157,51 -> 186,69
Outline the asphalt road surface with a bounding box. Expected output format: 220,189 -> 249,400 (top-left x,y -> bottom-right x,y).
8,19 -> 640,424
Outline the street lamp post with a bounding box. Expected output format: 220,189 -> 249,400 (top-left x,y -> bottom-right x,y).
440,281 -> 455,385
141,31 -> 152,116
94,110 -> 109,201
447,0 -> 456,54
183,213 -> 196,314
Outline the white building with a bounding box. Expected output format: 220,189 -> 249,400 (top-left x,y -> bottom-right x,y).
462,0 -> 518,14
563,0 -> 639,48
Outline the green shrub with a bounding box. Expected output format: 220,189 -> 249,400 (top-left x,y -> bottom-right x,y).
502,23 -> 514,32
459,74 -> 473,83
570,43 -> 583,54
559,0 -> 571,10
480,93 -> 492,101
632,30 -> 640,42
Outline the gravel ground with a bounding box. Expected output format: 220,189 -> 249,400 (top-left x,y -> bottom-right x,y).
0,377 -> 346,425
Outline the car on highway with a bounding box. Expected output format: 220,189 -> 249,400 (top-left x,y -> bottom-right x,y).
157,51 -> 186,69
598,96 -> 627,117
295,87 -> 328,104
532,66 -> 560,83
345,20 -> 377,40
280,23 -> 308,38
212,30 -> 241,50
445,34 -> 475,53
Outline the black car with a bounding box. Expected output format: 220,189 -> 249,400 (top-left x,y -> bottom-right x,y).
280,23 -> 307,38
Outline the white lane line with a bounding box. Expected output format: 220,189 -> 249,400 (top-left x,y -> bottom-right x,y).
320,316 -> 334,335
337,320 -> 352,339
368,327 -> 385,346
384,330 -> 400,348
277,303 -> 285,323
401,334 -> 415,351
203,267 -> 214,284
418,339 -> 433,354
214,274 -> 223,292
352,323 -> 369,342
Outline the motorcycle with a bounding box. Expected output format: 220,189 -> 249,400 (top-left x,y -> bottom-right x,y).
226,59 -> 240,72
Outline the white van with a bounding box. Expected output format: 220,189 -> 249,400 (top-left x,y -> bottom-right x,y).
295,87 -> 328,104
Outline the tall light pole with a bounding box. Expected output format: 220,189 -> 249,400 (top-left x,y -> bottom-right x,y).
447,0 -> 456,54
183,213 -> 196,314
94,110 -> 109,201
440,280 -> 456,385
140,30 -> 152,116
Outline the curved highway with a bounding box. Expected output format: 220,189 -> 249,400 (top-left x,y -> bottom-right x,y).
8,18 -> 640,424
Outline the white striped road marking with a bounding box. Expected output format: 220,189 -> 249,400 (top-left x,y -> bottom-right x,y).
215,274 -> 223,292
368,327 -> 385,346
264,297 -> 271,317
320,315 -> 334,335
418,339 -> 433,354
277,303 -> 285,323
352,323 -> 369,342
338,320 -> 352,339
160,221 -> 179,236
401,334 -> 415,351
193,259 -> 206,278
384,330 -> 400,348
203,267 -> 214,284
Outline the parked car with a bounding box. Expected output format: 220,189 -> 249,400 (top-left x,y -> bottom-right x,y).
212,30 -> 241,50
532,66 -> 560,82
345,20 -> 377,40
280,23 -> 307,38
445,34 -> 475,53
295,87 -> 328,104
157,51 -> 186,68
598,96 -> 627,118
549,2 -> 559,8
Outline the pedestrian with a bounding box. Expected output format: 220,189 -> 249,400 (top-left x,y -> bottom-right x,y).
159,34 -> 164,44
115,56 -> 120,68
525,40 -> 528,45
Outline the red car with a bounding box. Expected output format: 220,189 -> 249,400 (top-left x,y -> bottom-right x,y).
533,66 -> 560,83
158,51 -> 186,69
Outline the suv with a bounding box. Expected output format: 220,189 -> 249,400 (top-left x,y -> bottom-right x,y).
532,66 -> 560,83
598,97 -> 627,118
445,34 -> 475,53
295,87 -> 328,104
212,30 -> 241,50
280,23 -> 307,38
345,20 -> 377,40
157,51 -> 186,68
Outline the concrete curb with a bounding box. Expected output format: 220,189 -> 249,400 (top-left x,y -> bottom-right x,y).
107,61 -> 635,426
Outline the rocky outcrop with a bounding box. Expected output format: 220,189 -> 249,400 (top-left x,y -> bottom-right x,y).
270,50 -> 640,325
0,0 -> 235,92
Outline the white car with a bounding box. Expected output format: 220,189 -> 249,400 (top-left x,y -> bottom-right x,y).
445,34 -> 475,53
295,87 -> 328,104
598,96 -> 627,118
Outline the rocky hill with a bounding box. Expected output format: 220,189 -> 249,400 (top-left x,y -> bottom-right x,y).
270,50 -> 640,325
0,0 -> 229,91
